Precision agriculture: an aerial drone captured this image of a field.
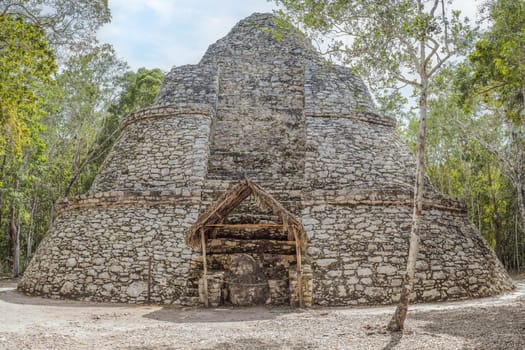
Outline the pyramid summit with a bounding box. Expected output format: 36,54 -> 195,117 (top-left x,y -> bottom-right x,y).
20,13 -> 514,306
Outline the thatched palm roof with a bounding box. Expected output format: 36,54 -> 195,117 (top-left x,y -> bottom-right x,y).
185,179 -> 307,251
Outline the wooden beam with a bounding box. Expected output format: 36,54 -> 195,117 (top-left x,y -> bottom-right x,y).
200,228 -> 209,307
213,227 -> 287,240
293,225 -> 303,308
205,223 -> 284,229
206,238 -> 296,254
205,253 -> 297,270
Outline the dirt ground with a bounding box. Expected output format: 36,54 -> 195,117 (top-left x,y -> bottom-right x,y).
1,278 -> 524,350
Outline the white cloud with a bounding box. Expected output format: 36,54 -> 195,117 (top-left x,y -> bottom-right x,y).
98,0 -> 276,71
98,0 -> 479,72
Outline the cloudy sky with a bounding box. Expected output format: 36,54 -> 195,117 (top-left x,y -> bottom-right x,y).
98,0 -> 481,72
98,0 -> 277,71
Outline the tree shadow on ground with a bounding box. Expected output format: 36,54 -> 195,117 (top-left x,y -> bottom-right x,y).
381,331 -> 402,350
125,338 -> 316,350
143,305 -> 302,324
1,287 -> 301,323
412,303 -> 525,350
0,288 -> 131,308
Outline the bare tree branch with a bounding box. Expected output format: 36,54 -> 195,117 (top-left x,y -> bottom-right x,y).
427,53 -> 451,78
430,0 -> 440,17
399,36 -> 420,71
394,73 -> 420,88
453,114 -> 517,181
423,37 -> 440,71
441,0 -> 451,55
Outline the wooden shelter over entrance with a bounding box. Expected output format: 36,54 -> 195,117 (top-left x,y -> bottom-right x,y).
186,179 -> 312,307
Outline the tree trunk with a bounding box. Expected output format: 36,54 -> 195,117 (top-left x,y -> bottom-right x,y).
515,213 -> 520,272
388,76 -> 428,332
510,130 -> 525,271
517,185 -> 525,230
487,163 -> 504,260
0,155 -> 6,234
49,176 -> 56,224
516,183 -> 525,270
9,199 -> 20,278
65,127 -> 84,197
26,196 -> 38,265
514,158 -> 525,237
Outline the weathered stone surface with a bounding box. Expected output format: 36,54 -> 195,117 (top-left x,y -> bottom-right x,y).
126,281 -> 147,298
19,12 -> 514,307
65,258 -> 77,268
305,63 -> 379,119
227,255 -> 268,306
19,204 -> 200,304
154,65 -> 219,107
60,282 -> 74,296
90,108 -> 211,193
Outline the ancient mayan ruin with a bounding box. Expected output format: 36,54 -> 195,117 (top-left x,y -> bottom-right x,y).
19,13 -> 514,307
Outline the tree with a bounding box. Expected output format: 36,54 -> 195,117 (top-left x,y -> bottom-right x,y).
464,0 -> 525,242
110,68 -> 165,117
47,44 -> 127,196
0,14 -> 56,158
0,47 -> 148,276
274,0 -> 474,330
0,0 -> 111,52
0,0 -> 112,277
405,65 -> 524,271
0,14 -> 56,277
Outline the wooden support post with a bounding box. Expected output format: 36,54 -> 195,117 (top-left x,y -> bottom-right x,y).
200,228 -> 209,307
292,226 -> 303,308
147,256 -> 152,303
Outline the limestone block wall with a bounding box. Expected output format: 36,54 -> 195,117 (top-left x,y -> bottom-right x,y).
204,66 -> 306,184
200,13 -> 319,68
200,14 -> 311,186
206,107 -> 305,181
19,193 -> 202,304
154,64 -> 219,107
19,12 -> 515,308
302,112 -> 514,305
91,105 -> 213,193
302,199 -> 515,306
305,63 -> 378,116
304,116 -> 415,192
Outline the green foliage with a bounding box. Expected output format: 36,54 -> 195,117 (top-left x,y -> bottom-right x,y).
47,44 -> 127,196
405,57 -> 525,271
462,0 -> 525,271
423,110 -> 523,268
0,13 -> 57,275
109,68 -> 164,117
87,67 -> 165,192
274,0 -> 474,92
468,0 -> 524,123
0,14 -> 56,157
0,0 -> 111,52
0,1 -> 150,275
275,0 -> 524,271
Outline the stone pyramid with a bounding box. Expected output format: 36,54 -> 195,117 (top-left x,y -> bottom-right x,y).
19,13 -> 514,306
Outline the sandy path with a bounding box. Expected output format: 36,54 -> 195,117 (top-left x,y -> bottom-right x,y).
1,279 -> 524,350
